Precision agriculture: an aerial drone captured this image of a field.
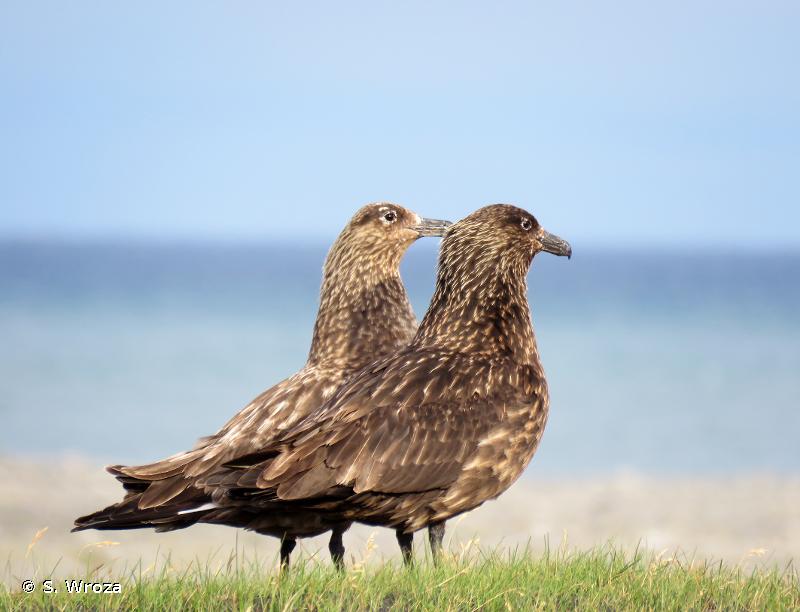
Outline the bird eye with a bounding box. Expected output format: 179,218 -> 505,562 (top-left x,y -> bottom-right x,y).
382,210 -> 397,223
520,218 -> 532,231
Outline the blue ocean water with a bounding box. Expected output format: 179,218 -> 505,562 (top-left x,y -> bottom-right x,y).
1,240 -> 798,475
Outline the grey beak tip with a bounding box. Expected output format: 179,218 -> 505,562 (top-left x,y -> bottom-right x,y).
415,218 -> 453,237
540,230 -> 572,258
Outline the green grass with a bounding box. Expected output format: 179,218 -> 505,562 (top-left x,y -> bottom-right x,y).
2,546 -> 798,611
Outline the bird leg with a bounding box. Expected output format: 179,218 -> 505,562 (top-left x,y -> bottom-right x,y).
428,521 -> 446,564
328,525 -> 346,572
279,536 -> 297,571
396,528 -> 414,566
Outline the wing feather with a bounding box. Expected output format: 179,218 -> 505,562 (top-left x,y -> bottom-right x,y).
234,351 -> 512,499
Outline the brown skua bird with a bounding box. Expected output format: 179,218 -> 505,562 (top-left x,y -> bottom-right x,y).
73,203 -> 451,569
177,204 -> 571,564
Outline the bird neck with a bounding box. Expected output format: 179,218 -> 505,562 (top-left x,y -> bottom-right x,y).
414,262 -> 538,362
307,253 -> 416,370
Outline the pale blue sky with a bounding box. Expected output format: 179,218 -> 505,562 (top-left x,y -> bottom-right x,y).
1,1 -> 798,246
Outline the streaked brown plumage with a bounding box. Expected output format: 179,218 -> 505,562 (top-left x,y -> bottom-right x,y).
73,202 -> 451,569
162,204 -> 571,562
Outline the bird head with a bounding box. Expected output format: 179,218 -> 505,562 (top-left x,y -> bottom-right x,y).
323,202 -> 451,284
348,202 -> 451,243
440,204 -> 571,275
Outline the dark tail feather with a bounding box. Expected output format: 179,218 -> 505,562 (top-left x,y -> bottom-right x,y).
73,489 -> 212,533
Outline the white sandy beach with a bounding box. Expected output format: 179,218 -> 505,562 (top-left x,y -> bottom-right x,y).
1,455 -> 797,586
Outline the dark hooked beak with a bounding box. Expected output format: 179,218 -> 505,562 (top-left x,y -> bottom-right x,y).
412,218 -> 452,237
540,230 -> 572,259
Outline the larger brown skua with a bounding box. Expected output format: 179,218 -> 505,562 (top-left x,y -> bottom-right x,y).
158,204 -> 572,564
73,202 -> 451,569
